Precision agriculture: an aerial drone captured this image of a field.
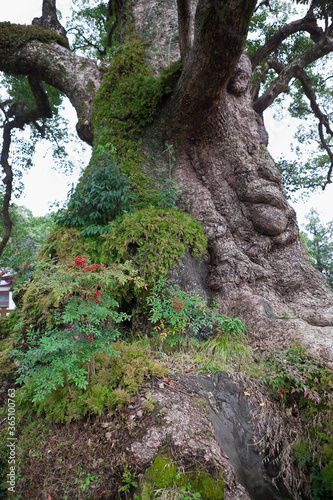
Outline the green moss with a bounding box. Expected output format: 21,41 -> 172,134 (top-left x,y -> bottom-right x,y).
39,226 -> 104,264
16,341 -> 167,424
292,411 -> 333,499
139,452 -> 226,499
40,207 -> 206,291
91,37 -> 180,193
101,207 -> 207,286
0,23 -> 69,60
93,38 -> 158,164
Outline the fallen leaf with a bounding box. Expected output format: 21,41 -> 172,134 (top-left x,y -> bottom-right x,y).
162,377 -> 169,383
168,381 -> 174,386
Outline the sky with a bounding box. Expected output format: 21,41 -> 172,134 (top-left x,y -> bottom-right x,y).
1,0 -> 333,227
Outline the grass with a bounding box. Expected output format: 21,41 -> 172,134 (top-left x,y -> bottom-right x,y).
145,328 -> 258,377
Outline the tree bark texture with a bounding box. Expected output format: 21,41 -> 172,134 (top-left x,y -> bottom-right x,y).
1,0 -> 333,363
134,0 -> 333,364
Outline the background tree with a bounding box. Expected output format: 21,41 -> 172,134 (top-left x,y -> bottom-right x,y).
247,0 -> 333,197
301,208 -> 333,288
1,0 -> 333,361
0,200 -> 54,278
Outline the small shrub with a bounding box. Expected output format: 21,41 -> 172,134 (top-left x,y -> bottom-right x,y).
146,279 -> 247,349
255,339 -> 333,405
11,256 -> 146,405
55,145 -> 137,235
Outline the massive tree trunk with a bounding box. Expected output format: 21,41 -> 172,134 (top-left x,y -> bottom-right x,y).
133,0 -> 333,363
1,0 -> 333,362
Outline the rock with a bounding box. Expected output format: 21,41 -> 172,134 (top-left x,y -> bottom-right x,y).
177,372 -> 308,500
129,383 -> 251,499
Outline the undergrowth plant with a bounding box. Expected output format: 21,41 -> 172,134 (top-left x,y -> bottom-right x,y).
255,339 -> 333,406
14,342 -> 167,423
55,145 -> 137,236
146,279 -> 247,349
11,256 -> 146,404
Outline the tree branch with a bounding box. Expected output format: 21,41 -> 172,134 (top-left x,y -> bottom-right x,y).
176,0 -> 257,111
262,59 -> 333,190
107,0 -> 120,50
294,67 -> 333,189
0,22 -> 101,144
32,0 -> 67,40
318,120 -> 333,189
253,23 -> 333,114
254,1 -> 272,13
251,9 -> 323,70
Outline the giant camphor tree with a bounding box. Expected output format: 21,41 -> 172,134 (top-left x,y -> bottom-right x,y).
1,0 -> 333,361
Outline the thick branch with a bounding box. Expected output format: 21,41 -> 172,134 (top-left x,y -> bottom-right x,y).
0,22 -> 101,144
106,1 -> 120,50
176,0 -> 257,113
251,10 -> 323,70
253,24 -> 333,114
0,122 -> 14,257
294,68 -> 333,189
0,78 -> 55,257
32,0 -> 67,40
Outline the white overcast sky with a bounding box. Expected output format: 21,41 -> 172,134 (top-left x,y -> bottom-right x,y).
1,0 -> 333,227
